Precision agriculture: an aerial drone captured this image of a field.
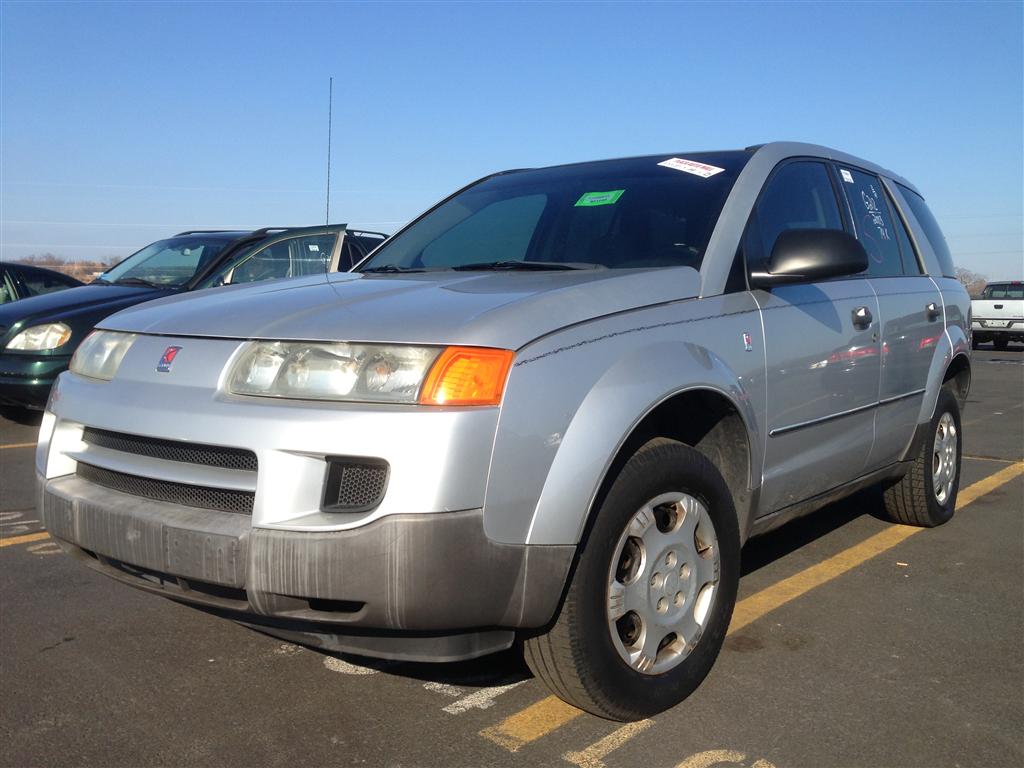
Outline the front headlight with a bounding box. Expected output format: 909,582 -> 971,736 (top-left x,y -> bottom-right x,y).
228,341 -> 514,405
5,322 -> 72,351
69,330 -> 137,381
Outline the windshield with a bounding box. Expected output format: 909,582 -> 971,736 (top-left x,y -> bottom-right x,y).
99,236 -> 233,288
981,283 -> 1024,299
359,153 -> 748,273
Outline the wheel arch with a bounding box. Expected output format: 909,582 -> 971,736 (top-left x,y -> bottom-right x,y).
571,385 -> 757,548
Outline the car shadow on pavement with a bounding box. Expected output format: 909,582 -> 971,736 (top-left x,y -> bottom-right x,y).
740,488 -> 876,577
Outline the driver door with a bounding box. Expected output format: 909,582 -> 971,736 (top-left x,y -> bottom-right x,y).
750,160 -> 882,515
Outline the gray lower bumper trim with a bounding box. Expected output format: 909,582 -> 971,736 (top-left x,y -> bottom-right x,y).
239,623 -> 515,663
41,475 -> 575,635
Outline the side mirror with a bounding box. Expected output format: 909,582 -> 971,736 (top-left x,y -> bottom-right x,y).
749,229 -> 868,289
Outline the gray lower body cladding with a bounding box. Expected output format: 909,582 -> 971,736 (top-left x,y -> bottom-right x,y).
40,475 -> 574,659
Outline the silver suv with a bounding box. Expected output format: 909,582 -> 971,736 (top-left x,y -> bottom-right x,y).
37,143 -> 970,721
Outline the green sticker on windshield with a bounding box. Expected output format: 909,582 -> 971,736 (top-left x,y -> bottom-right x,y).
575,189 -> 625,207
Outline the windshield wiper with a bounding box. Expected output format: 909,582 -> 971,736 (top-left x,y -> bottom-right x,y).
451,261 -> 601,271
90,278 -> 111,285
361,264 -> 427,273
113,277 -> 161,288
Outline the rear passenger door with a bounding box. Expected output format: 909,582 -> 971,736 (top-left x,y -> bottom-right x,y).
750,160 -> 882,514
834,165 -> 942,470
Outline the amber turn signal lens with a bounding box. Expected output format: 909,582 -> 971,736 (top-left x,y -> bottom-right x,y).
419,346 -> 514,406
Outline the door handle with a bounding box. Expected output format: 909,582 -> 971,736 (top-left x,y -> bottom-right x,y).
926,302 -> 941,321
852,305 -> 873,329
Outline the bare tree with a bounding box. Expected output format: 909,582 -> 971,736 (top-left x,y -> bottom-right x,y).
955,266 -> 988,297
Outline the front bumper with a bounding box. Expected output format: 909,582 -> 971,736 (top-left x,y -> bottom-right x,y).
0,353 -> 69,409
40,473 -> 574,661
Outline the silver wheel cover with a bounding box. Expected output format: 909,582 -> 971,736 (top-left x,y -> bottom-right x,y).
606,492 -> 720,675
933,411 -> 958,504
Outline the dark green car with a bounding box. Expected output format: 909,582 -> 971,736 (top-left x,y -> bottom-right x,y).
0,225 -> 386,418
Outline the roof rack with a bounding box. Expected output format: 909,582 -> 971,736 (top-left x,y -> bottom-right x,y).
173,227 -> 291,237
347,230 -> 388,239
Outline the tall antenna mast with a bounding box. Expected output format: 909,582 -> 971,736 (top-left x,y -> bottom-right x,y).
326,76 -> 333,225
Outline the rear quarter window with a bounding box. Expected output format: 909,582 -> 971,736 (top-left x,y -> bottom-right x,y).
897,185 -> 956,278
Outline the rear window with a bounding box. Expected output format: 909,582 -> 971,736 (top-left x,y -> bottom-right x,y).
981,283 -> 1024,299
897,185 -> 956,278
360,153 -> 750,272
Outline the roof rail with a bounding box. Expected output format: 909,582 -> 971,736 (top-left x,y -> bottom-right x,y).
347,230 -> 389,239
173,229 -> 240,236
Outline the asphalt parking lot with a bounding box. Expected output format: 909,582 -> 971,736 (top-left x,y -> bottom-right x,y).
1,346 -> 1021,768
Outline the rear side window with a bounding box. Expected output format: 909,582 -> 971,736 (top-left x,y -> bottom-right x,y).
751,160 -> 844,262
897,185 -> 956,278
836,167 -> 903,277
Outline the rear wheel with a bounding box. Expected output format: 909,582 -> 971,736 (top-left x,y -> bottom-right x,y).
882,386 -> 962,527
523,439 -> 740,721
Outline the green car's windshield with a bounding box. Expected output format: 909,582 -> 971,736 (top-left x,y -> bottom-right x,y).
359,153 -> 749,273
99,236 -> 233,288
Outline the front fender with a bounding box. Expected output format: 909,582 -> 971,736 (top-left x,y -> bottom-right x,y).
482,296 -> 765,546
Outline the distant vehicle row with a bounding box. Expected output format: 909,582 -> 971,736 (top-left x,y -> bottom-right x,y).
0,224 -> 386,417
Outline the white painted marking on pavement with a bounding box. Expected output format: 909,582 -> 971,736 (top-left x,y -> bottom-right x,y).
423,681 -> 464,698
563,719 -> 653,768
323,656 -> 385,675
442,681 -> 526,714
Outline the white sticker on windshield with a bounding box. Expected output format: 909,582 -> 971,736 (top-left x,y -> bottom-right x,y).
840,168 -> 855,183
657,157 -> 725,178
307,244 -> 320,252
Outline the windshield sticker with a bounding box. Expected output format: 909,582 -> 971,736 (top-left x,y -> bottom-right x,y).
657,157 -> 725,178
307,243 -> 321,252
840,168 -> 855,183
575,189 -> 625,207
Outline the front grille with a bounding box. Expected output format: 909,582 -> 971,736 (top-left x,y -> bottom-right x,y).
82,427 -> 257,472
76,462 -> 254,515
323,458 -> 389,512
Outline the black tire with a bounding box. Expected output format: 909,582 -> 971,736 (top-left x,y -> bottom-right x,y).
0,406 -> 42,426
970,338 -> 979,350
993,338 -> 1009,351
523,438 -> 740,721
882,386 -> 962,527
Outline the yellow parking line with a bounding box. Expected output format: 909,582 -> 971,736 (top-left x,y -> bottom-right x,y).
481,696 -> 582,752
729,460 -> 1023,636
481,461 -> 1023,753
0,531 -> 50,548
0,442 -> 35,450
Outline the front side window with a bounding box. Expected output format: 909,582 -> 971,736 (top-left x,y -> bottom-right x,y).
836,167 -> 903,277
204,233 -> 337,287
99,236 -> 229,288
749,161 -> 844,265
360,153 -> 749,272
0,270 -> 16,303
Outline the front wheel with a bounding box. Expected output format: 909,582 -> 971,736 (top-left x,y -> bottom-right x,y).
882,386 -> 962,527
523,438 -> 740,721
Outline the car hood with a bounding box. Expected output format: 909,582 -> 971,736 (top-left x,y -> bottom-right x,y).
0,284 -> 172,343
98,268 -> 701,349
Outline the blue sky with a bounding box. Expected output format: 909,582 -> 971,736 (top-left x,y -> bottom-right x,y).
2,0 -> 1021,279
